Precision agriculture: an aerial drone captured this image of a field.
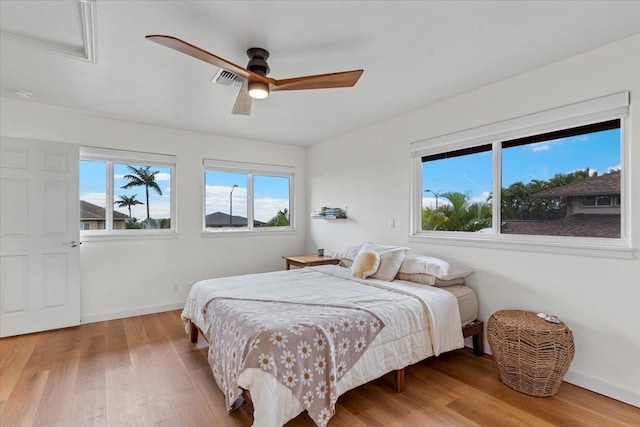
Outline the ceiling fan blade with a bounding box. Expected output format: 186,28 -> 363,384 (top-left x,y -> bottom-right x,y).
232,80 -> 252,115
146,35 -> 275,85
271,70 -> 363,91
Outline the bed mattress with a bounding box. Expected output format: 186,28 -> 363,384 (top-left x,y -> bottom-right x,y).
440,284 -> 479,327
182,265 -> 473,427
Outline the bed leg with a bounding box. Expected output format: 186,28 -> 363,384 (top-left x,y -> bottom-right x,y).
462,320 -> 484,356
394,368 -> 405,393
189,321 -> 198,343
472,326 -> 484,356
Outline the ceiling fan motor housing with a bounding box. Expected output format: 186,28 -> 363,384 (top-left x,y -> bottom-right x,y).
246,47 -> 270,76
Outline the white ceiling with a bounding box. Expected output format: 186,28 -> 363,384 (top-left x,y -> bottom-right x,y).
2,1 -> 639,146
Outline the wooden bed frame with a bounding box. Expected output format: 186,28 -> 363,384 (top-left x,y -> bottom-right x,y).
188,319 -> 484,394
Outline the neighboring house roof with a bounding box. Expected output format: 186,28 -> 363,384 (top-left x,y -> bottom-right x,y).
503,214 -> 620,238
80,200 -> 128,220
205,211 -> 266,227
531,171 -> 620,198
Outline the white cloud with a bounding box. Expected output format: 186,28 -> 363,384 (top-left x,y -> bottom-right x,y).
470,191 -> 492,205
204,185 -> 288,222
114,172 -> 170,181
254,198 -> 289,222
531,143 -> 551,152
421,197 -> 437,209
608,164 -> 621,172
80,192 -> 106,207
421,197 -> 451,209
128,200 -> 170,219
205,185 -> 248,217
81,192 -> 171,220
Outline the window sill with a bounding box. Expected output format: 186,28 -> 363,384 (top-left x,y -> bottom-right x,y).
409,232 -> 634,260
81,231 -> 178,242
201,228 -> 296,237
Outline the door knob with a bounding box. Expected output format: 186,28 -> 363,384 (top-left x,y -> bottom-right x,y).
62,241 -> 82,248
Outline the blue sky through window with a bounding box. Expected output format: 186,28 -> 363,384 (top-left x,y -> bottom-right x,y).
204,171 -> 290,222
79,162 -> 172,220
422,128 -> 620,208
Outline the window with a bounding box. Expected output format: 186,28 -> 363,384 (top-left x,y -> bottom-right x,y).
203,159 -> 294,232
582,195 -> 619,208
410,92 -> 630,255
500,120 -> 621,238
79,147 -> 176,236
421,145 -> 492,232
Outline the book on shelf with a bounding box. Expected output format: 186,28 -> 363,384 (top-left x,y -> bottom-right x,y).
312,207 -> 347,219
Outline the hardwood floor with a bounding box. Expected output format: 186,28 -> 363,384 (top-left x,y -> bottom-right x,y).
1,310 -> 638,426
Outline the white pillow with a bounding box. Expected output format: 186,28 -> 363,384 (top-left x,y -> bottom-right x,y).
351,251 -> 380,279
398,254 -> 473,280
359,242 -> 408,281
332,243 -> 364,262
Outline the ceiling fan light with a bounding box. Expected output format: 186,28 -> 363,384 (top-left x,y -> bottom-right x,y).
248,81 -> 269,99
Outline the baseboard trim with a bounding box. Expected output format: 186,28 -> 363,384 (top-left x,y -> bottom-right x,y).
81,302 -> 185,324
478,341 -> 639,408
563,370 -> 640,408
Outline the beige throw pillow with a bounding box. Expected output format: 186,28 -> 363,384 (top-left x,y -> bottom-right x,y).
351,251 -> 380,279
370,249 -> 406,281
358,242 -> 408,281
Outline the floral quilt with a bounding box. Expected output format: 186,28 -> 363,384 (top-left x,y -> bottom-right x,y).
203,297 -> 384,427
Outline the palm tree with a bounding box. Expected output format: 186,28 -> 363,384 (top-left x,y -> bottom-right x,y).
114,194 -> 143,219
266,208 -> 289,226
422,191 -> 491,232
121,166 -> 162,221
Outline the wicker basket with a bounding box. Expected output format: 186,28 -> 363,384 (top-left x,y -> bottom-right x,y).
487,310 -> 575,397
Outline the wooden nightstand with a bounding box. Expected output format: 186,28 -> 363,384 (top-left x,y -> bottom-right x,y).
283,254 -> 341,270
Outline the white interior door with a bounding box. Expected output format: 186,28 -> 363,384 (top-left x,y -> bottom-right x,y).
0,136 -> 80,337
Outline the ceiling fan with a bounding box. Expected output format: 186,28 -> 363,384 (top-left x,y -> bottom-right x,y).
146,35 -> 364,116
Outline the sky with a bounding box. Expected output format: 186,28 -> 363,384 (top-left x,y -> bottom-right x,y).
79,162 -> 290,223
204,171 -> 290,222
80,162 -> 172,220
421,128 -> 620,208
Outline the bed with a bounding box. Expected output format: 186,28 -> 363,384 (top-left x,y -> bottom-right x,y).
182,262 -> 483,427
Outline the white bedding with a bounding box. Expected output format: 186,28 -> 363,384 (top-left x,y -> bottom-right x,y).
182,265 -> 464,427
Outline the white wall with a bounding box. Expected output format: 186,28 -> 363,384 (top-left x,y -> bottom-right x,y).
307,35 -> 640,406
0,99 -> 307,321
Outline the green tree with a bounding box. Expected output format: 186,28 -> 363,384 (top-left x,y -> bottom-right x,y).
126,218 -> 142,229
266,208 -> 289,226
121,166 -> 162,221
501,168 -> 596,221
422,192 -> 491,232
114,194 -> 143,219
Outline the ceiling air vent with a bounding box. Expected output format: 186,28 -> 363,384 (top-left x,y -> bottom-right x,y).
211,69 -> 244,88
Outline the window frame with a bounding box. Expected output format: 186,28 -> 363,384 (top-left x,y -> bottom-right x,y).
202,159 -> 295,235
79,147 -> 177,240
409,92 -> 631,259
